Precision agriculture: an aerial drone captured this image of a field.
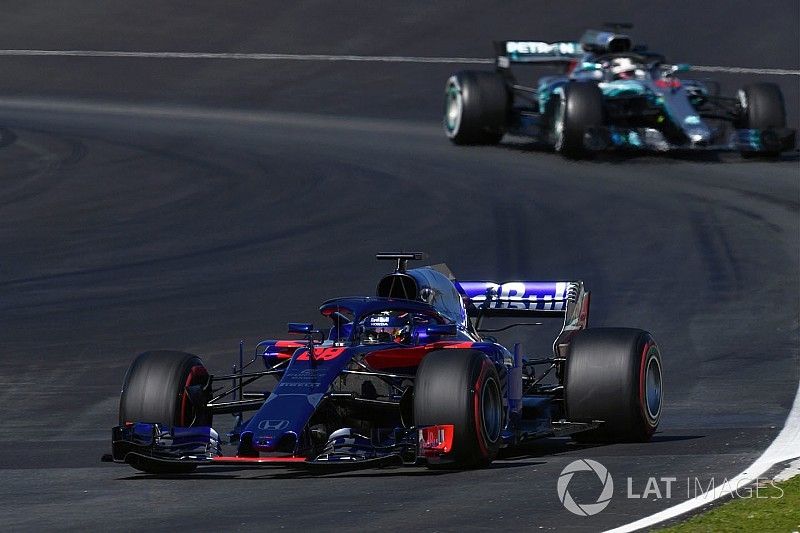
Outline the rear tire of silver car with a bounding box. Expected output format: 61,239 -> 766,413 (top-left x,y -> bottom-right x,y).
444,71 -> 508,145
119,350 -> 212,474
738,83 -> 786,158
550,82 -> 604,159
414,349 -> 503,468
565,328 -> 662,443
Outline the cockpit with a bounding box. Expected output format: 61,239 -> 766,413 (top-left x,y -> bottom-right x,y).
320,297 -> 455,347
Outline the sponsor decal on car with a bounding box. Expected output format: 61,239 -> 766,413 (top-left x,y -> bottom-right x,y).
505,41 -> 581,56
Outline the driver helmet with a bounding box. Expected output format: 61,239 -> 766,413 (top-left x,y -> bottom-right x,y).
610,57 -> 641,80
360,311 -> 411,344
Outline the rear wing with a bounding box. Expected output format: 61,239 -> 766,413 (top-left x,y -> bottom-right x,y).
456,280 -> 591,353
456,280 -> 586,317
494,40 -> 583,68
494,29 -> 634,69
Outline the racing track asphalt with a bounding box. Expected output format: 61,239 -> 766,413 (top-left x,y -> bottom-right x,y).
0,2 -> 798,531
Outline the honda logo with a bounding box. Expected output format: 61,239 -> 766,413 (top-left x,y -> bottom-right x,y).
257,419 -> 289,431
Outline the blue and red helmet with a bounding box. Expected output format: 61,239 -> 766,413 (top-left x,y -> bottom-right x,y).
359,311 -> 411,344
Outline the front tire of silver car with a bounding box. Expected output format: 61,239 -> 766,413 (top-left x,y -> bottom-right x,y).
444,76 -> 464,140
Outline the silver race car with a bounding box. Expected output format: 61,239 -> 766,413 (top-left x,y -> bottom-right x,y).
444,24 -> 795,158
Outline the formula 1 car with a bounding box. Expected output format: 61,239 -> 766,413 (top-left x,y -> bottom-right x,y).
106,253 -> 663,474
443,24 -> 795,158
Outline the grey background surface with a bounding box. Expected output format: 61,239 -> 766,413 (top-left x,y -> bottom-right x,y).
0,2 -> 798,530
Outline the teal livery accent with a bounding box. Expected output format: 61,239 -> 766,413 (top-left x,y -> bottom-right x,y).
600,80 -> 647,98
447,28 -> 795,155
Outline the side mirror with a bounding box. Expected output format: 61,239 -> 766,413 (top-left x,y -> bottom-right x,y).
426,324 -> 458,337
671,63 -> 691,73
288,322 -> 314,334
288,323 -> 321,361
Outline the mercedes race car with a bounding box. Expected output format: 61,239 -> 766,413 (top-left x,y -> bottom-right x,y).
106,253 -> 663,474
443,24 -> 795,157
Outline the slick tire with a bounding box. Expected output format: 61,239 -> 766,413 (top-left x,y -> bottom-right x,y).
444,71 -> 509,145
414,349 -> 503,468
119,350 -> 211,474
550,81 -> 604,158
565,328 -> 663,443
738,83 -> 786,158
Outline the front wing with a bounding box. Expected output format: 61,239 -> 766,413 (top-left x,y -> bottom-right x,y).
105,422 -> 458,472
106,417 -> 602,472
583,126 -> 796,153
508,110 -> 795,154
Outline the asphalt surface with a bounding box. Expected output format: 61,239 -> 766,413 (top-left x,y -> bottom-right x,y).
0,2 -> 798,531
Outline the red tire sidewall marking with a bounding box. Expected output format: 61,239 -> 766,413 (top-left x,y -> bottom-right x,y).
472,359 -> 493,458
638,339 -> 657,430
180,365 -> 208,427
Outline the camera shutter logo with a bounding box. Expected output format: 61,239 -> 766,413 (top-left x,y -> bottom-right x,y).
557,459 -> 614,516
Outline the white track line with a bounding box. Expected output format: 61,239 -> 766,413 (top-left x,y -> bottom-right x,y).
775,458 -> 800,482
0,49 -> 797,76
690,65 -> 800,76
606,379 -> 800,532
0,49 -> 492,64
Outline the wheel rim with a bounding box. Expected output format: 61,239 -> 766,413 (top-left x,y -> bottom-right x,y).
481,377 -> 502,443
644,354 -> 663,422
737,89 -> 749,127
444,77 -> 463,137
553,95 -> 566,151
737,89 -> 748,113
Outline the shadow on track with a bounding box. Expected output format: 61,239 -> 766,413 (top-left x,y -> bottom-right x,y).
114,434 -> 705,481
493,138 -> 800,164
498,434 -> 705,461
496,139 -> 728,163
115,458 -> 548,481
649,434 -> 705,443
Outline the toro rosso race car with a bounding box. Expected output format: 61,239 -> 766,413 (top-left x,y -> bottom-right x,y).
443,24 -> 795,157
106,253 -> 663,474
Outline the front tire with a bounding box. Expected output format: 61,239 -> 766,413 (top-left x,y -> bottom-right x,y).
550,82 -> 604,158
565,328 -> 662,443
118,350 -> 212,474
414,349 -> 503,468
738,83 -> 787,158
444,71 -> 509,145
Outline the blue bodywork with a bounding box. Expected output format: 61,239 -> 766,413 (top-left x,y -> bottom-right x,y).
110,262 -> 595,470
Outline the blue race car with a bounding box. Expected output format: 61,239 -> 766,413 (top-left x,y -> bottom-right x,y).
106,253 -> 663,473
443,24 -> 795,158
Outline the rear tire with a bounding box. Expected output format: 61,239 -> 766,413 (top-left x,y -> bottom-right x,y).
414,349 -> 503,468
444,71 -> 509,145
738,83 -> 786,158
119,350 -> 212,474
565,328 -> 662,443
550,82 -> 604,158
